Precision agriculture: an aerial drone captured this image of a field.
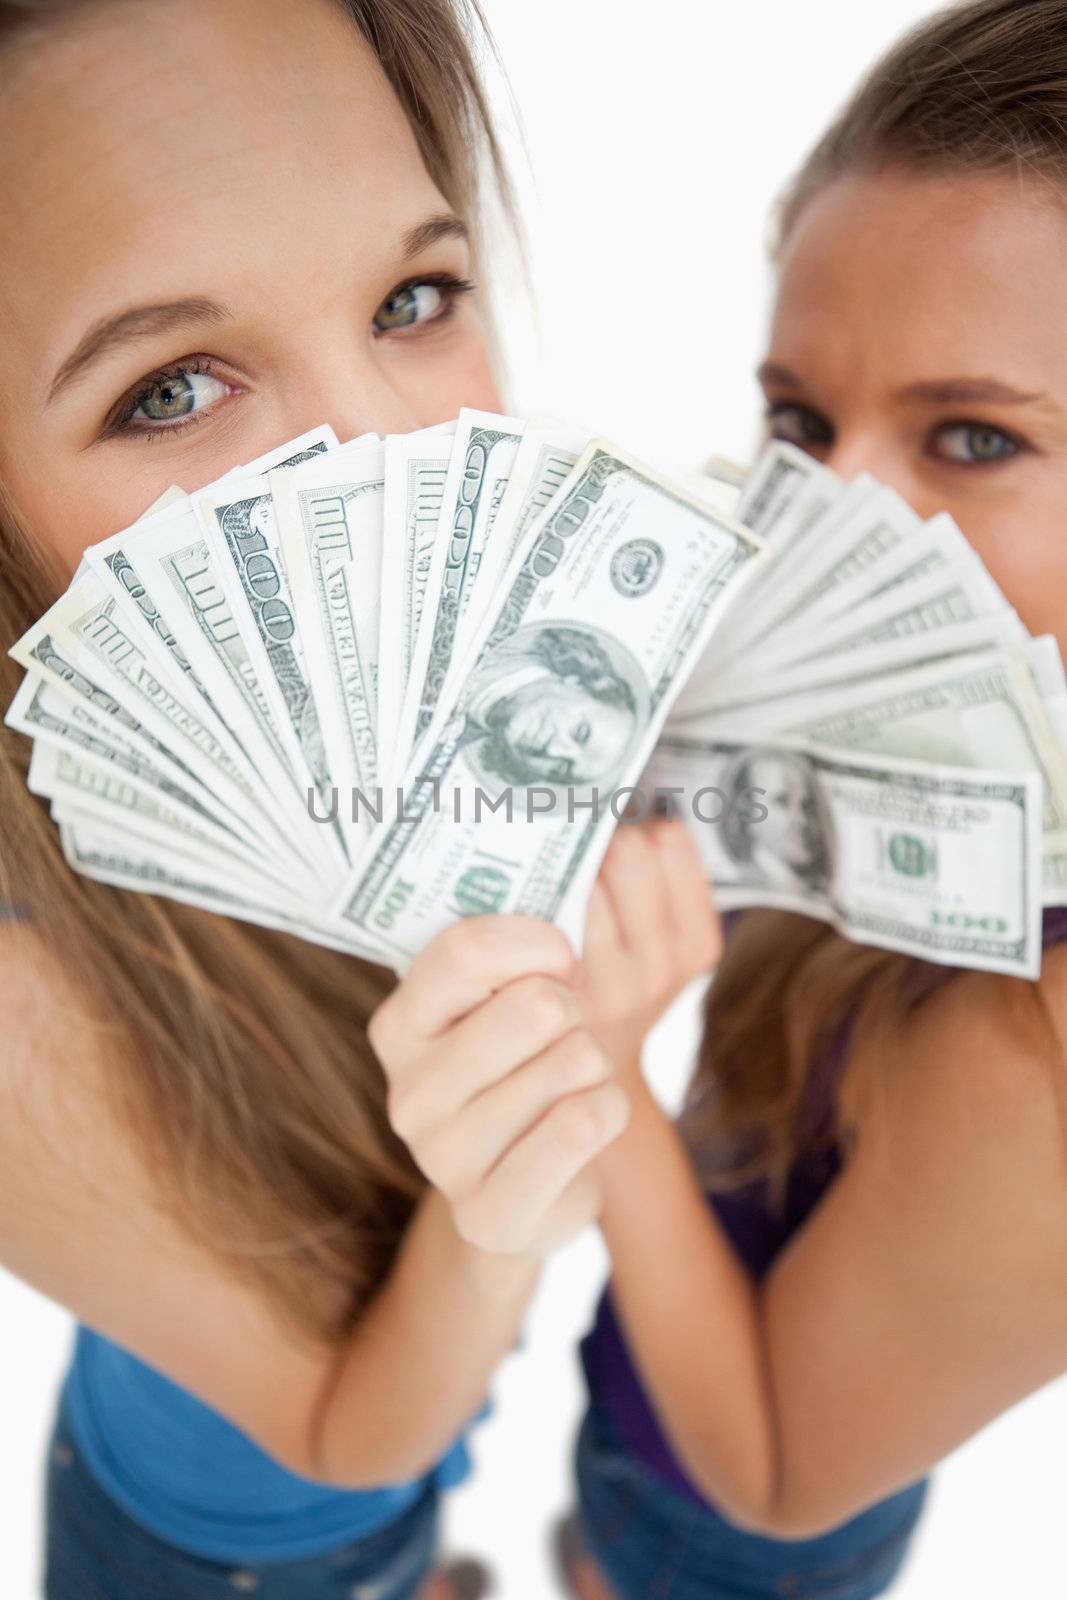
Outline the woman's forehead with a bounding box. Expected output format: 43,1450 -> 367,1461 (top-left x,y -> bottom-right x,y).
768,170 -> 1067,394
0,0 -> 440,366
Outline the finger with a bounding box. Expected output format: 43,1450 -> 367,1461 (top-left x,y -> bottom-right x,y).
387,973 -> 584,1136
454,1081 -> 630,1254
369,914 -> 577,1062
654,818 -> 722,971
416,1028 -> 611,1194
580,876 -> 626,971
599,823 -> 673,958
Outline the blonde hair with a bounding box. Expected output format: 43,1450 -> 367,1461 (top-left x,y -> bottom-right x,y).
687,0 -> 1067,1201
0,0 -> 518,1343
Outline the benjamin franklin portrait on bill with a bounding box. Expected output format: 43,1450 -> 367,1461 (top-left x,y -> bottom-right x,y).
718,746 -> 833,894
447,622 -> 646,799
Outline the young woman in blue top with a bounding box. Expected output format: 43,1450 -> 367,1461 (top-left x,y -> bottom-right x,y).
541,1 -> 1067,1595
0,2 -> 642,1595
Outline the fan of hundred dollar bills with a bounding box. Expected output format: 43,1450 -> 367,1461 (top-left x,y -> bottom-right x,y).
7,410 -> 1067,978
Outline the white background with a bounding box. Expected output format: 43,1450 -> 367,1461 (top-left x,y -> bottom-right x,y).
4,2 -> 1067,1595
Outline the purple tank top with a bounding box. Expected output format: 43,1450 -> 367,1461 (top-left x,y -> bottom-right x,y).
580,906 -> 1067,1507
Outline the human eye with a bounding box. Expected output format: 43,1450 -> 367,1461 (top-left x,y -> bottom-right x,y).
764,401 -> 834,452
372,272 -> 475,336
926,420 -> 1024,466
103,357 -> 237,440
572,720 -> 591,747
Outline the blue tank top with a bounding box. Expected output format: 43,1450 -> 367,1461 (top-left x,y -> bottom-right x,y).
62,1327 -> 475,1562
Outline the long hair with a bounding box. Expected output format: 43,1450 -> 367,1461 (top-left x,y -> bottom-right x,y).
686,0 -> 1067,1202
0,0 -> 520,1344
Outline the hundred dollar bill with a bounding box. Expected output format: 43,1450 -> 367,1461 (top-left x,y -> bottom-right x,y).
712,479 -> 922,681
333,441 -> 765,965
691,443 -> 840,670
748,511 -> 975,656
376,421 -> 456,782
707,612 -> 1028,713
86,431 -> 337,851
10,573 -> 309,870
666,465 -> 745,521
59,817 -> 379,957
462,416 -> 592,616
693,645 -> 1067,846
5,675 -> 262,864
85,433 -> 333,770
270,436 -> 387,839
27,742 -> 300,897
734,439 -> 838,537
52,796 -> 306,909
399,409 -> 524,751
644,734 -> 1043,977
743,550 -> 1018,677
196,447 -> 349,862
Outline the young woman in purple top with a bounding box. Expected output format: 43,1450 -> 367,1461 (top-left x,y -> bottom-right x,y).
550,2 -> 1067,1595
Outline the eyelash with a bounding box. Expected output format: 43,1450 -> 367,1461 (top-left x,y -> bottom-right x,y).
764,401 -> 1029,467
764,401 -> 833,449
924,418 -> 1027,466
102,271 -> 476,442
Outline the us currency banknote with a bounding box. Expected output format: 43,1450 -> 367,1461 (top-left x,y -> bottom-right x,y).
9,415 -> 1066,974
376,420 -> 456,782
335,440 -> 765,962
398,409 -> 524,752
689,644 -> 1067,895
269,437 -> 387,846
195,442 -> 350,863
645,733 -> 1044,976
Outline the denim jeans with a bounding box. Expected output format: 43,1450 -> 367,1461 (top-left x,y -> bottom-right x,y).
575,1404 -> 931,1600
43,1400 -> 439,1600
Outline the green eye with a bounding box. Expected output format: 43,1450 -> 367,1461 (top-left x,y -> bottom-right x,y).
113,364 -> 231,435
374,282 -> 443,332
139,372 -> 197,421
932,422 -> 1020,464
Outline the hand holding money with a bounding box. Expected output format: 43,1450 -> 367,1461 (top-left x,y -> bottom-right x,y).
578,818 -> 722,1072
370,915 -> 626,1256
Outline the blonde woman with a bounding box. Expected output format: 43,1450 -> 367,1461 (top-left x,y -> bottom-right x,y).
0,2 -> 647,1594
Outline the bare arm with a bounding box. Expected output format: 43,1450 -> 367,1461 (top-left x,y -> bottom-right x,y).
0,927 -> 537,1487
597,945 -> 1067,1537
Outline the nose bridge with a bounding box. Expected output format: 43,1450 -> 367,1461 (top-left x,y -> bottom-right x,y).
825,427 -> 885,484
284,335 -> 422,443
823,415 -> 906,497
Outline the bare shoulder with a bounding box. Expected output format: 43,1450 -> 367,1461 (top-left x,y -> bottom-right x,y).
763,947 -> 1067,1527
1037,938 -> 1067,1050
0,922 -> 338,1473
0,919 -> 181,1273
843,949 -> 1067,1268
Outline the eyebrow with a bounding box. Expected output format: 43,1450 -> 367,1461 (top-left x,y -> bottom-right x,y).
47,297 -> 232,404
757,361 -> 1049,410
400,212 -> 469,260
756,360 -> 806,393
892,377 -> 1049,406
47,212 -> 470,405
